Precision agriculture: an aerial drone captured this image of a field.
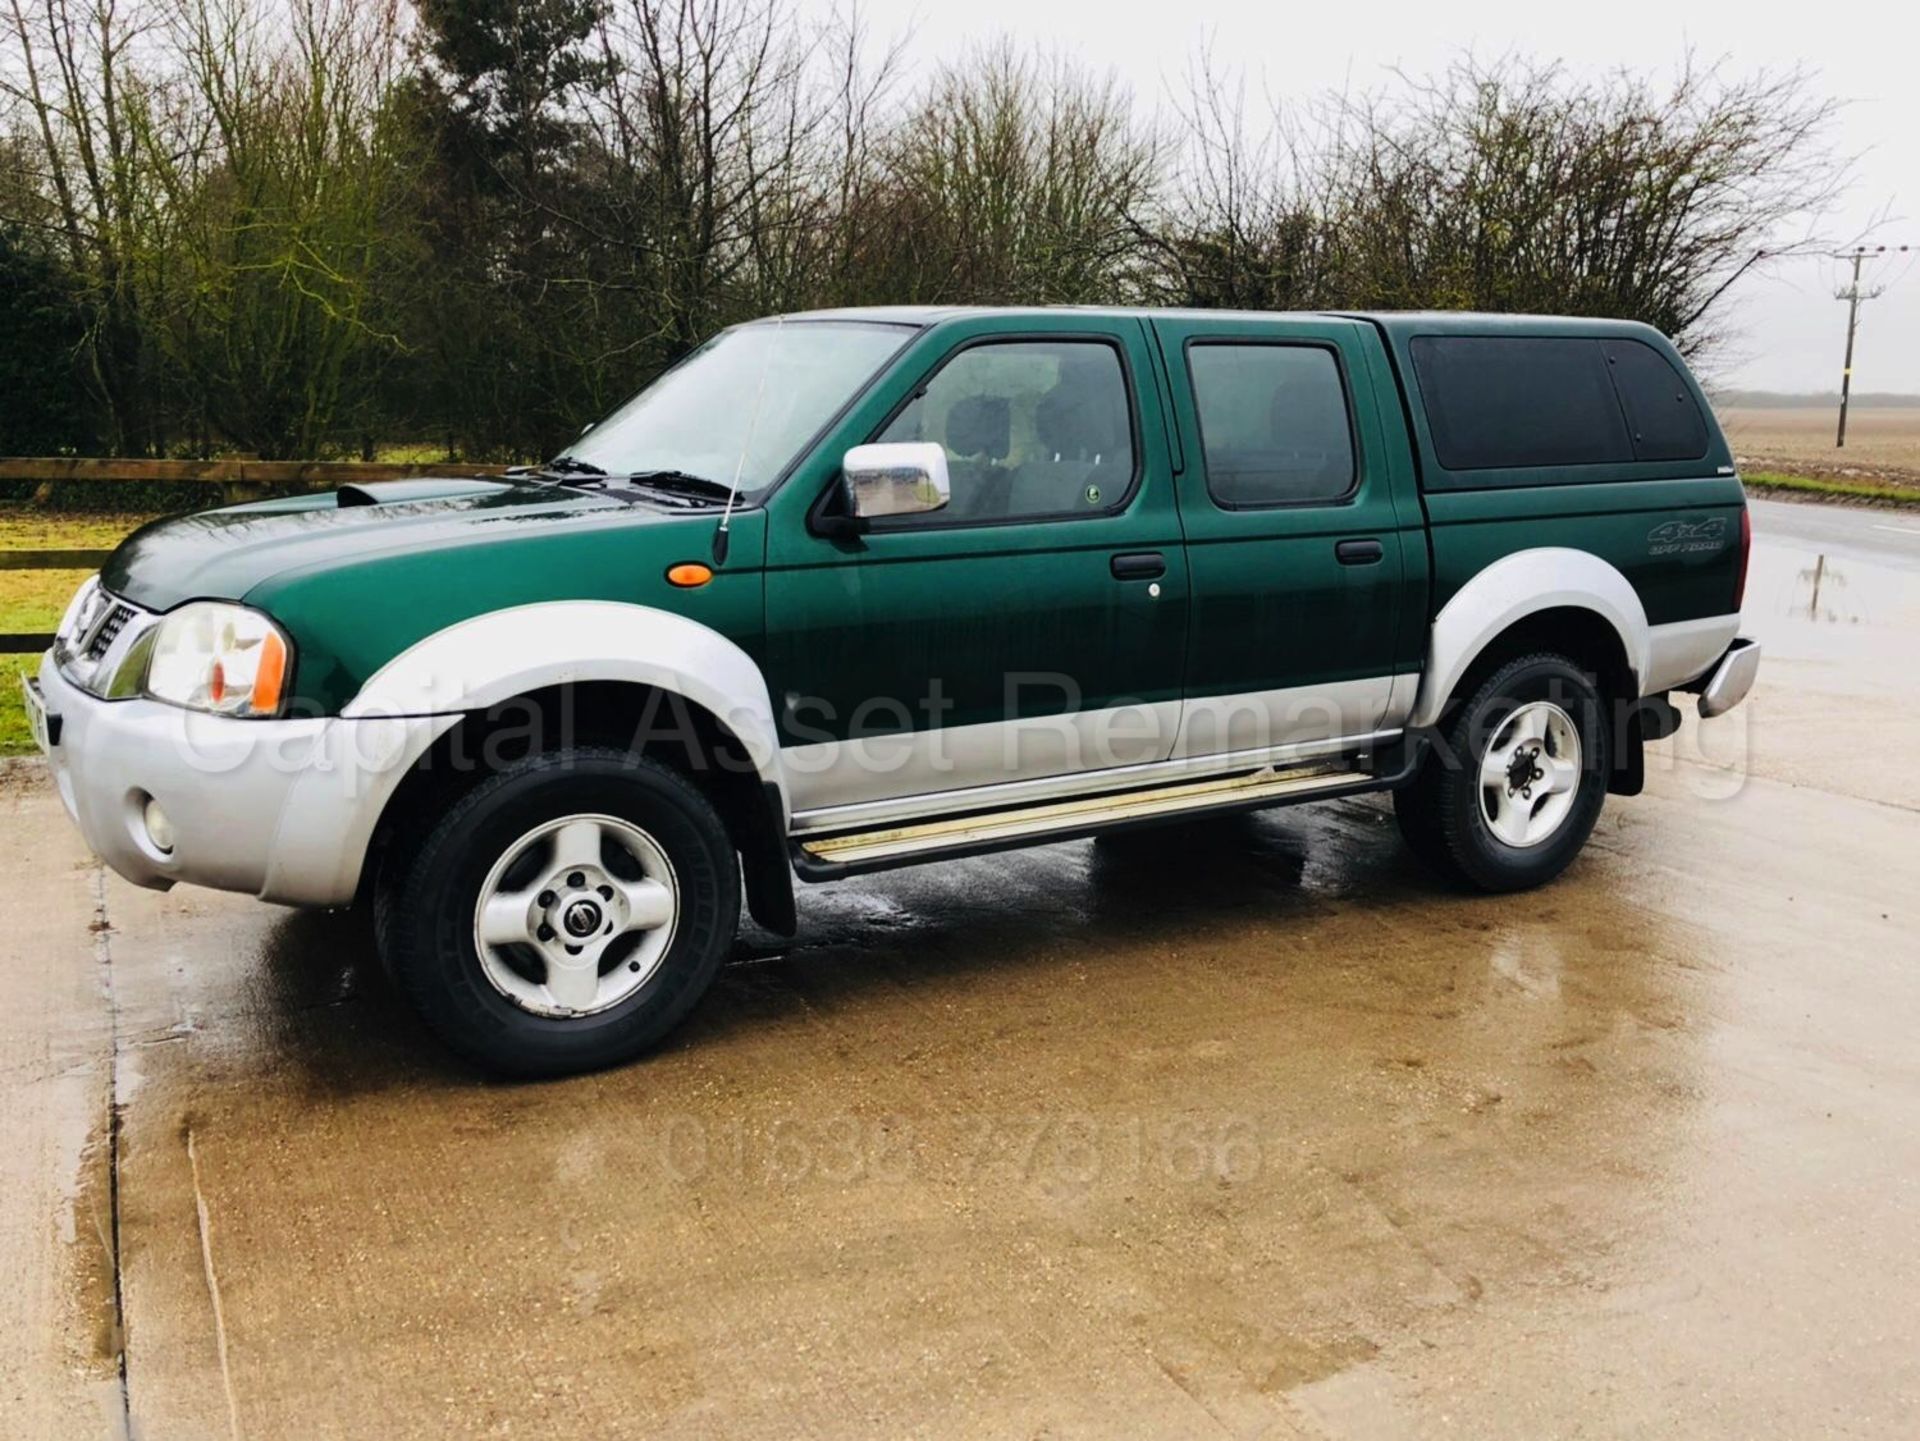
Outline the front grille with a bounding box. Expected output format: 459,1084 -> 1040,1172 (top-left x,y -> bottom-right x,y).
84,603 -> 134,660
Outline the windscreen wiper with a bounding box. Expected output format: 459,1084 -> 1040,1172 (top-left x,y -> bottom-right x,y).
508,456 -> 610,484
619,469 -> 733,503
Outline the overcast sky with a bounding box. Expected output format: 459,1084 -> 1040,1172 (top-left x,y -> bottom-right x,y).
859,0 -> 1919,395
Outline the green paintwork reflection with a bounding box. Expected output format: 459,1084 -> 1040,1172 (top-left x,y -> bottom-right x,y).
1424,477 -> 1747,623
104,481 -> 628,611
762,314 -> 1187,744
1148,314 -> 1430,702
259,509 -> 768,716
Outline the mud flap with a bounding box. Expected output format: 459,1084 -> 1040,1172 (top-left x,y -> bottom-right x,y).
1610,695 -> 1680,797
739,781 -> 798,936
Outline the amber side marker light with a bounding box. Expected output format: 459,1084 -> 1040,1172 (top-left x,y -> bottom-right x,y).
251,629 -> 289,714
666,562 -> 714,588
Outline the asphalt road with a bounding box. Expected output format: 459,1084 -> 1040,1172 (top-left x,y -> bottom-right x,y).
3,499 -> 1917,1439
1751,494 -> 1920,566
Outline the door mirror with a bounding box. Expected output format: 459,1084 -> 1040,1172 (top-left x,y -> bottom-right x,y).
841,442 -> 950,520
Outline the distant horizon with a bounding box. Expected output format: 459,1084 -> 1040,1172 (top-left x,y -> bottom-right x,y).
1705,389 -> 1920,408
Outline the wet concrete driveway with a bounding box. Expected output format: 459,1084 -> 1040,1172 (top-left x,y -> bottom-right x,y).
4,498 -> 1918,1438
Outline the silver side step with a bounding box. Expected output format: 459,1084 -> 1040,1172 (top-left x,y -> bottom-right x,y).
796,761 -> 1371,868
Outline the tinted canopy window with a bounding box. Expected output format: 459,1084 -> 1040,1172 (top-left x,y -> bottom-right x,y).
1411,336 -> 1631,472
875,340 -> 1134,523
1604,339 -> 1709,461
1189,344 -> 1356,506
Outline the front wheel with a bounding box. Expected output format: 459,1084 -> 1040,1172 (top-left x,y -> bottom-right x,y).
1394,652 -> 1611,892
376,748 -> 740,1077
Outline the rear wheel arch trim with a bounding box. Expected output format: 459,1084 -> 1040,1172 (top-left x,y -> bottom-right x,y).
1411,548 -> 1649,729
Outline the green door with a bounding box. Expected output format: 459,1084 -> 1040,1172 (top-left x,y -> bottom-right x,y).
1149,314 -> 1422,758
763,316 -> 1189,818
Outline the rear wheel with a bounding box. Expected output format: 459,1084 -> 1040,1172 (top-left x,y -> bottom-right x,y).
376,748 -> 739,1077
1394,652 -> 1610,892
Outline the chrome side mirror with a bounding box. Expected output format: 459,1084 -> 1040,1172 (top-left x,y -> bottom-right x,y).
841,442 -> 950,521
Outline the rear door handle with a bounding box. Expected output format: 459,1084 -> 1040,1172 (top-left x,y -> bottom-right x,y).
1111,551 -> 1167,581
1335,538 -> 1384,566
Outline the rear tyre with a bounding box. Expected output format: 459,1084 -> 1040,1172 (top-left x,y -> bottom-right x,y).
376,748 -> 739,1077
1393,652 -> 1610,892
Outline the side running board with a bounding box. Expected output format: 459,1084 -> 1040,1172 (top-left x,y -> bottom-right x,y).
791,746 -> 1418,879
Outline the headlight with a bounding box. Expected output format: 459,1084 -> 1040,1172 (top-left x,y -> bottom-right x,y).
140,602 -> 291,717
56,576 -> 102,644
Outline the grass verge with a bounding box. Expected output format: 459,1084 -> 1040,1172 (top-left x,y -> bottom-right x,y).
1,569 -> 93,633
2,654 -> 41,757
0,509 -> 156,551
1743,472 -> 1920,507
0,511 -> 153,754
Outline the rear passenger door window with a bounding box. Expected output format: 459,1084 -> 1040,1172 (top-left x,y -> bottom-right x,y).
1151,314 -> 1412,758
872,339 -> 1136,525
1188,344 -> 1356,507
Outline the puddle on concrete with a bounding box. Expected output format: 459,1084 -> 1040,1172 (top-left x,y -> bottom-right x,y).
1739,539 -> 1920,695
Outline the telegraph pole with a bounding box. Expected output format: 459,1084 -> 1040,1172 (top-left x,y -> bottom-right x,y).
1834,245 -> 1911,448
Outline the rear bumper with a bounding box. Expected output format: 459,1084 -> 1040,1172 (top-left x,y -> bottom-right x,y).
37,652 -> 454,906
1695,637 -> 1761,718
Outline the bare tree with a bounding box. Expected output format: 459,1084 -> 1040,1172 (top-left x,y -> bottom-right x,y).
0,14 -> 1856,459
141,0 -> 420,457
849,41 -> 1164,306
0,0 -> 173,451
1146,48 -> 1340,311
1159,53 -> 1845,356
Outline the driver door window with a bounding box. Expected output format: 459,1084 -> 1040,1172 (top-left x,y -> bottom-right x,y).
874,340 -> 1136,524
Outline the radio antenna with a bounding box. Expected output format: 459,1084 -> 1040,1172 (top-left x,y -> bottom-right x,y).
713,315 -> 783,564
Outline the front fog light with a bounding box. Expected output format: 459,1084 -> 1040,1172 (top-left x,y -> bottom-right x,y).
143,797 -> 175,855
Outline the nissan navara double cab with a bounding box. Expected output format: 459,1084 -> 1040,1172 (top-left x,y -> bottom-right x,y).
29,308 -> 1759,1075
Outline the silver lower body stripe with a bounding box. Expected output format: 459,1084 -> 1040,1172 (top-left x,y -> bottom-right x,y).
789,726 -> 1400,837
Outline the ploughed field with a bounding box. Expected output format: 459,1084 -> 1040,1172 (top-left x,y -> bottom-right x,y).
1718,403 -> 1920,491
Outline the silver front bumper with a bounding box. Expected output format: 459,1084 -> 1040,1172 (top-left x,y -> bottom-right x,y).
1697,637 -> 1761,718
37,651 -> 454,907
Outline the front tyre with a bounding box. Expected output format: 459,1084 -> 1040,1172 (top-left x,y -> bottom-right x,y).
377,748 -> 740,1077
1393,652 -> 1611,892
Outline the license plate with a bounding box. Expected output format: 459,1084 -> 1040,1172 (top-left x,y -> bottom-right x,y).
21,672 -> 51,754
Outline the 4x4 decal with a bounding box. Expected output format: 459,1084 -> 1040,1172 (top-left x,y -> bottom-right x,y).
1648,517 -> 1727,556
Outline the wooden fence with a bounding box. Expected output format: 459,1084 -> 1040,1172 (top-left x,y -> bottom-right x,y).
2,458 -> 507,653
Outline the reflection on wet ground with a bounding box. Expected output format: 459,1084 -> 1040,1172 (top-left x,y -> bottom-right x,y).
88,788 -> 1757,1438
1743,498 -> 1920,651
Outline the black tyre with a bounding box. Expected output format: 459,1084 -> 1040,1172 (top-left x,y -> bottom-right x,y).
1392,652 -> 1611,892
376,747 -> 739,1077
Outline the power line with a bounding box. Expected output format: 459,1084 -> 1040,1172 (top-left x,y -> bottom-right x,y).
1833,245 -> 1913,448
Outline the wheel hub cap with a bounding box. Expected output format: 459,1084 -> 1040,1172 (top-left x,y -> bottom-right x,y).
1505,745 -> 1545,799
1479,701 -> 1582,849
471,814 -> 680,1017
561,897 -> 603,938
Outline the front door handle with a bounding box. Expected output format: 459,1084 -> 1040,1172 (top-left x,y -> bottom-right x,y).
1111,551 -> 1167,581
1335,538 -> 1384,566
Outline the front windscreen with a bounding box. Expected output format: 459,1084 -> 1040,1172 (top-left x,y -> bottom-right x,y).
559,320 -> 913,499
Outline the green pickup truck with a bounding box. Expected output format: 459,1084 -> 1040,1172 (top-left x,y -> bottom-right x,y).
29,307 -> 1758,1074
